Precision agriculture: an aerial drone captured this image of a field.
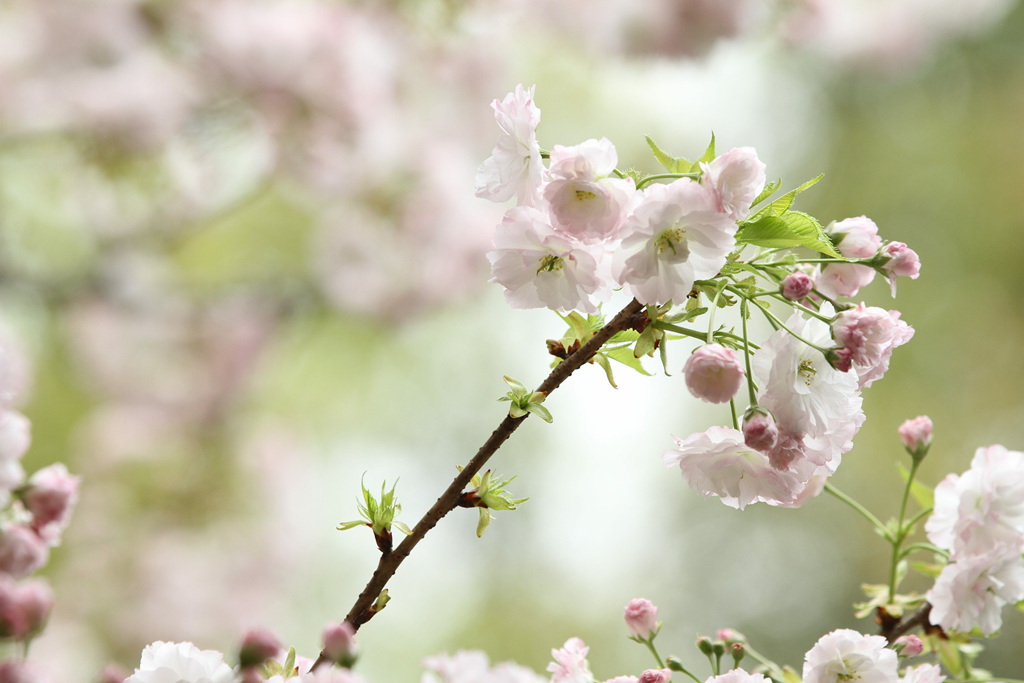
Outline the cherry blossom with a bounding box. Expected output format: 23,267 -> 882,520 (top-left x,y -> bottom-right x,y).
544,138 -> 636,243
613,180 -> 738,305
830,303 -> 914,388
683,344 -> 745,404
706,671 -> 771,683
700,147 -> 766,221
624,598 -> 658,640
926,548 -> 1024,636
476,84 -> 546,207
897,416 -> 932,457
548,637 -> 595,683
802,629 -> 898,683
125,641 -> 236,683
899,664 -> 944,683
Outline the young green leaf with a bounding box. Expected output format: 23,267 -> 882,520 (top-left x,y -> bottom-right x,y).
691,132 -> 716,172
645,135 -> 691,173
736,210 -> 841,258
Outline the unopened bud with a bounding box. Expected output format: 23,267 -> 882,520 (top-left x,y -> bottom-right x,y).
898,416 -> 932,461
781,272 -> 813,301
624,598 -> 659,640
730,642 -> 745,666
238,628 -> 281,669
893,634 -> 924,657
638,669 -> 670,683
322,621 -> 359,668
696,636 -> 714,656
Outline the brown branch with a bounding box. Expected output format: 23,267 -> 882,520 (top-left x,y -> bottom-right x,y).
311,298 -> 645,671
882,602 -> 933,643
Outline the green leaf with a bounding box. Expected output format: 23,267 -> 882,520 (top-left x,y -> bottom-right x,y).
525,403 -> 553,423
659,336 -> 670,376
781,667 -> 802,683
691,132 -> 716,172
750,174 -> 823,220
593,352 -> 618,388
736,210 -> 841,258
393,520 -> 412,536
634,325 -> 658,358
751,178 -> 782,207
910,561 -> 944,578
645,135 -> 691,173
606,345 -> 653,376
476,508 -> 493,538
897,462 -> 935,510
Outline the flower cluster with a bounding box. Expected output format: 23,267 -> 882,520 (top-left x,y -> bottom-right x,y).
924,444 -> 1024,635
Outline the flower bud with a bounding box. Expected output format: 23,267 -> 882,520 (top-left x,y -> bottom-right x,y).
742,409 -> 778,452
0,660 -> 49,683
638,669 -> 671,683
696,636 -> 714,656
827,216 -> 882,259
12,578 -> 53,639
238,628 -> 281,669
893,634 -> 924,657
898,416 -> 932,460
322,621 -> 359,667
781,272 -> 813,301
683,344 -> 745,404
730,642 -> 745,667
624,598 -> 659,640
880,242 -> 921,278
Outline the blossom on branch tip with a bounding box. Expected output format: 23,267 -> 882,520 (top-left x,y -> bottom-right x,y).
21,462 -> 80,546
781,271 -> 813,301
683,344 -> 745,404
322,621 -> 359,668
897,416 -> 932,460
830,304 -> 914,388
877,242 -> 921,297
827,216 -> 883,259
476,84 -> 545,207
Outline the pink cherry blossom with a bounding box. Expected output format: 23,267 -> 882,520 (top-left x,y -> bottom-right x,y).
663,426 -> 804,509
23,463 -> 80,546
925,444 -> 1024,559
544,138 -> 635,243
830,304 -> 914,388
488,206 -> 607,314
892,635 -> 923,658
548,637 -> 594,683
899,664 -> 945,683
814,263 -> 876,300
637,670 -> 671,683
0,411 -> 29,504
423,650 -> 544,683
476,84 -> 546,207
700,147 -> 766,221
827,216 -> 882,259
706,671 -> 770,683
683,344 -> 745,404
781,271 -> 813,301
0,524 -> 48,579
322,621 -> 358,666
802,629 -> 898,683
624,598 -> 658,640
0,660 -> 52,683
0,575 -> 53,640
879,242 -> 921,296
926,548 -> 1024,636
742,410 -> 778,452
613,180 -> 738,305
238,628 -> 282,669
897,416 -> 932,457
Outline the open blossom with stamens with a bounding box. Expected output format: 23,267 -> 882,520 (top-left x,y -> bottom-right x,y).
802,629 -> 898,683
475,84 -> 545,207
488,207 -> 606,314
612,180 -> 737,306
544,138 -> 636,244
700,147 -> 766,221
831,304 -> 914,388
663,426 -> 804,509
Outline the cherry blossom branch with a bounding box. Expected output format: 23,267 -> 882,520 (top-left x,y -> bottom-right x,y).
882,602 -> 931,643
310,298 -> 646,671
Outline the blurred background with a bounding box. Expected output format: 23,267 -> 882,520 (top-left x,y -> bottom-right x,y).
1,0 -> 1023,680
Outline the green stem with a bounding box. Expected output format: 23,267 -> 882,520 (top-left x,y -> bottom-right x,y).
643,639 -> 666,670
707,284 -> 724,344
740,298 -> 758,406
744,297 -> 832,357
824,482 -> 892,541
739,644 -> 786,682
729,398 -> 739,430
899,542 -> 947,560
636,172 -> 701,190
886,459 -> 921,601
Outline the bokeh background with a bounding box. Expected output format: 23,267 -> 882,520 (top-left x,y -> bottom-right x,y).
2,0 -> 1023,680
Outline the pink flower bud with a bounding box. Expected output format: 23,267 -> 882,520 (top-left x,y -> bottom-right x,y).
13,578 -> 53,639
638,669 -> 671,683
879,242 -> 921,296
322,621 -> 359,666
0,660 -> 49,683
683,344 -> 745,404
624,598 -> 659,640
742,410 -> 778,452
23,463 -> 80,546
828,216 -> 882,259
0,524 -> 48,578
894,634 -> 924,657
898,416 -> 932,459
238,627 -> 281,669
781,272 -> 813,301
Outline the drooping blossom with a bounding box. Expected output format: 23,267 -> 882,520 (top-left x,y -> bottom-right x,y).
683,344 -> 745,404
802,629 -> 899,683
700,147 -> 766,221
663,426 -> 804,509
926,547 -> 1024,636
0,575 -> 53,640
925,444 -> 1024,559
814,216 -> 883,299
488,206 -> 607,313
0,524 -> 49,579
878,242 -> 921,296
476,84 -> 546,207
897,416 -> 932,458
544,138 -> 636,243
322,621 -> 359,667
742,409 -> 778,452
125,641 -> 236,683
624,598 -> 658,640
814,263 -> 877,300
613,180 -> 737,305
547,637 -> 594,683
830,304 -> 914,388
892,634 -> 924,658
781,271 -> 813,301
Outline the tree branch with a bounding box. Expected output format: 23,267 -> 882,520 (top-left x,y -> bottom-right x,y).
311,298 -> 645,671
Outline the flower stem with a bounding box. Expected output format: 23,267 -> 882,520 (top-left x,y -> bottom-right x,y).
823,482 -> 892,541
888,458 -> 921,602
636,172 -> 701,190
